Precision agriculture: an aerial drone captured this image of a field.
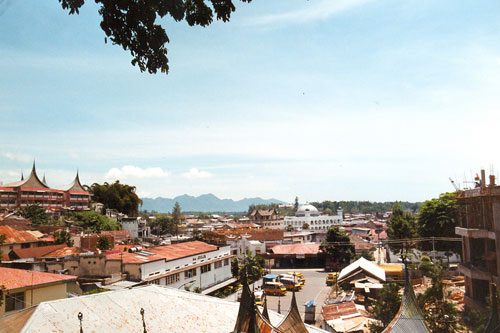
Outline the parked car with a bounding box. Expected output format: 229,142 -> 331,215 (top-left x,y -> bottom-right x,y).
326,272 -> 338,286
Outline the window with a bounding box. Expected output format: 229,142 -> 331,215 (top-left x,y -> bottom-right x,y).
165,273 -> 180,285
5,292 -> 25,312
201,263 -> 211,273
184,268 -> 197,278
224,258 -> 229,266
214,261 -> 223,269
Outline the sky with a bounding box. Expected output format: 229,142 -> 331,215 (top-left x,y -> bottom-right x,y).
1,0 -> 500,203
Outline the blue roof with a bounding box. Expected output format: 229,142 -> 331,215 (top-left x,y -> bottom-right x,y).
264,274 -> 278,279
305,300 -> 314,307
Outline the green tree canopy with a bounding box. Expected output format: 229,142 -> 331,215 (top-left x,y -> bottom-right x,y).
97,236 -> 112,250
69,211 -> 121,232
417,192 -> 459,252
18,204 -> 48,226
150,214 -> 175,235
386,202 -> 418,262
232,253 -> 265,283
172,201 -> 182,236
86,181 -> 142,217
369,283 -> 401,332
54,230 -> 74,247
320,226 -> 354,267
58,0 -> 252,74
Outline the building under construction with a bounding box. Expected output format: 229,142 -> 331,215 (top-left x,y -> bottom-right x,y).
455,169 -> 500,311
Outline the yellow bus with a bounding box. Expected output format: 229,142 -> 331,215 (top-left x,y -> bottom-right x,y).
263,282 -> 287,296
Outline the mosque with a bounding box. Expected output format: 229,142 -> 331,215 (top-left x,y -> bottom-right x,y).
284,204 -> 343,231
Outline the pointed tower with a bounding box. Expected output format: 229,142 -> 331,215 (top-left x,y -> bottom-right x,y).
382,266 -> 430,333
233,275 -> 260,333
261,294 -> 270,322
275,288 -> 309,333
21,172 -> 24,181
42,173 -> 48,187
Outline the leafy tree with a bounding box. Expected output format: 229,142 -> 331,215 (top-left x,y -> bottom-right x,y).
231,257 -> 240,278
54,230 -> 74,247
418,192 -> 459,252
463,307 -> 486,333
18,204 -> 47,225
355,249 -> 374,261
70,211 -> 121,232
369,283 -> 401,333
172,201 -> 182,236
97,236 -> 112,250
418,255 -> 435,276
294,196 -> 299,210
302,223 -> 310,230
417,261 -> 459,332
310,200 -> 422,215
386,202 -> 418,262
320,226 -> 354,267
232,253 -> 264,283
150,214 -> 175,235
86,181 -> 143,217
58,0 -> 252,74
192,228 -> 203,240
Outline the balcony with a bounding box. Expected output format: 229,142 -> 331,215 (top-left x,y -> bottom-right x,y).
455,227 -> 496,240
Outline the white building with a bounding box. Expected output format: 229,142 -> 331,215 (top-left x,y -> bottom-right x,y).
107,241 -> 233,292
119,217 -> 151,239
284,204 -> 343,231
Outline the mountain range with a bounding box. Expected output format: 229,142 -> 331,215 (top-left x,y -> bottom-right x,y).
140,194 -> 287,213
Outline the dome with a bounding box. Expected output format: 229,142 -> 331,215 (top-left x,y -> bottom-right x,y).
296,204 -> 319,217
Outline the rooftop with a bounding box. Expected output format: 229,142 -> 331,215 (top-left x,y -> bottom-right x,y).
0,267 -> 77,291
0,225 -> 39,245
9,244 -> 66,260
270,243 -> 320,255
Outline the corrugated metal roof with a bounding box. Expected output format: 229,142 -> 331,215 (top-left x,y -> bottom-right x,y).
16,285 -> 326,333
338,258 -> 386,283
270,243 -> 320,255
10,244 -> 66,259
0,225 -> 39,245
0,267 -> 77,291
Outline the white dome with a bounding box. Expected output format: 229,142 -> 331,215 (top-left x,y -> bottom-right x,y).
296,204 -> 319,216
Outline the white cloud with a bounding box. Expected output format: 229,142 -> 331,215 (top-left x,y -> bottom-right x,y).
105,166 -> 170,180
2,152 -> 32,162
182,168 -> 212,180
245,0 -> 371,26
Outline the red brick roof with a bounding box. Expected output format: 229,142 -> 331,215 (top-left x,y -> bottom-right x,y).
10,244 -> 66,259
107,241 -> 219,264
0,267 -> 77,291
270,243 -> 320,255
0,225 -> 39,245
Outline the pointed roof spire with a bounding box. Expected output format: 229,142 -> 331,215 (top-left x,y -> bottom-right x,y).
233,274 -> 260,333
276,285 -> 309,333
32,160 -> 36,174
262,293 -> 270,321
21,171 -> 24,181
42,173 -> 47,186
484,283 -> 500,332
382,264 -> 430,333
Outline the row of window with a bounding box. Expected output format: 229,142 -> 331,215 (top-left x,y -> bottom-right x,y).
166,273 -> 180,285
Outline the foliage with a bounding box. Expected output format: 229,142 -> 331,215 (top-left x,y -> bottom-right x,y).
417,192 -> 459,252
310,200 -> 422,215
84,288 -> 110,295
302,223 -> 310,230
463,307 -> 486,333
386,202 -> 418,262
58,0 -> 252,74
320,226 -> 355,267
247,203 -> 278,216
18,204 -> 47,225
54,230 -> 74,247
418,255 -> 435,276
369,283 -> 401,332
417,261 -> 459,332
86,181 -> 142,217
0,284 -> 4,307
213,284 -> 239,298
97,236 -> 112,250
191,228 -> 203,240
172,201 -> 182,236
150,214 -> 175,235
354,249 -> 374,261
69,211 -> 121,232
294,197 -> 299,210
233,253 -> 265,283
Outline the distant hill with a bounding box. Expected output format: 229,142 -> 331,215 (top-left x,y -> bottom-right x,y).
140,193 -> 286,213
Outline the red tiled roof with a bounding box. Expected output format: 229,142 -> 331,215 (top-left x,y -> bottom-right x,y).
322,301 -> 359,321
107,241 -> 219,264
270,243 -> 320,255
10,244 -> 66,259
0,267 -> 77,291
0,225 -> 39,244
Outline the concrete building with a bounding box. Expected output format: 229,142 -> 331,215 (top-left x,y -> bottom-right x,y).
119,217 -> 150,239
284,204 -> 343,231
455,170 -> 500,310
106,241 -> 233,292
0,162 -> 90,212
0,267 -> 79,317
0,225 -> 40,255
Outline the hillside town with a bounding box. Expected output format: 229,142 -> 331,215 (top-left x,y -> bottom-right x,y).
0,164 -> 497,332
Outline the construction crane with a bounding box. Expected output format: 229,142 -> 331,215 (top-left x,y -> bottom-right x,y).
449,177 -> 460,191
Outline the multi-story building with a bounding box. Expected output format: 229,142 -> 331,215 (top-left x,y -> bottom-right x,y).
456,170 -> 500,310
284,204 -> 343,231
0,162 -> 90,212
